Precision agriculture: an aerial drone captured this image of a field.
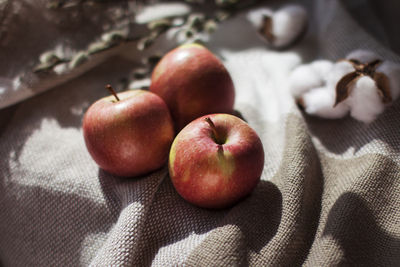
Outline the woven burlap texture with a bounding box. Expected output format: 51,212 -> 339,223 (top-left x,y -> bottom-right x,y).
0,0 -> 399,266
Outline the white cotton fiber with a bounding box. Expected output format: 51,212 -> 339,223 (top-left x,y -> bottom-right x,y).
327,61 -> 354,88
346,49 -> 379,62
272,5 -> 308,48
290,49 -> 400,123
377,61 -> 400,100
289,64 -> 324,97
302,86 -> 349,119
310,60 -> 334,79
347,76 -> 385,123
289,60 -> 334,98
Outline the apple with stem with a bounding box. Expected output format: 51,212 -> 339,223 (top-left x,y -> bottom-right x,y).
150,43 -> 235,131
169,113 -> 265,209
83,85 -> 174,177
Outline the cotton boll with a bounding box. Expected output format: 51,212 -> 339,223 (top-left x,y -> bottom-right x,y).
377,61 -> 400,100
289,64 -> 325,97
246,8 -> 274,29
271,5 -> 308,48
247,5 -> 307,49
310,60 -> 334,80
326,61 -> 354,88
289,60 -> 334,98
290,50 -> 399,123
302,86 -> 350,119
346,49 -> 379,62
347,76 -> 385,123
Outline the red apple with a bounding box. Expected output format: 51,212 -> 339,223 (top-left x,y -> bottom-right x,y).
169,113 -> 264,209
150,43 -> 235,131
83,86 -> 174,177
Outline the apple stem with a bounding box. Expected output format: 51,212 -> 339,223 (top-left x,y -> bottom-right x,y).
217,144 -> 224,152
204,117 -> 222,145
106,84 -> 120,101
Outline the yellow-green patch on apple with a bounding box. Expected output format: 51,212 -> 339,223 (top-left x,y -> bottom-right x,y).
168,113 -> 264,209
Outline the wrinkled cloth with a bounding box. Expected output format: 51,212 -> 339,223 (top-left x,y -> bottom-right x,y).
1,0 -> 400,266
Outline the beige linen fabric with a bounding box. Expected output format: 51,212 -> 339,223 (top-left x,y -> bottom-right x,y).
1,0 -> 400,266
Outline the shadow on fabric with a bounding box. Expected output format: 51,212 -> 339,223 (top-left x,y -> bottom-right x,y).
323,191 -> 400,266
96,159 -> 282,266
183,114 -> 324,266
165,179 -> 283,267
216,180 -> 283,259
0,57 -> 139,265
302,100 -> 400,155
0,181 -> 118,265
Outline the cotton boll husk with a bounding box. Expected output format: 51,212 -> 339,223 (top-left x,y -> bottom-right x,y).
289,64 -> 324,97
376,61 -> 400,100
347,76 -> 385,123
327,61 -> 355,88
346,49 -> 379,62
302,86 -> 350,119
272,5 -> 307,48
246,8 -> 274,29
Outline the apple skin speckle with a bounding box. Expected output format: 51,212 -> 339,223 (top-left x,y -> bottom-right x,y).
150,44 -> 235,131
83,90 -> 174,177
